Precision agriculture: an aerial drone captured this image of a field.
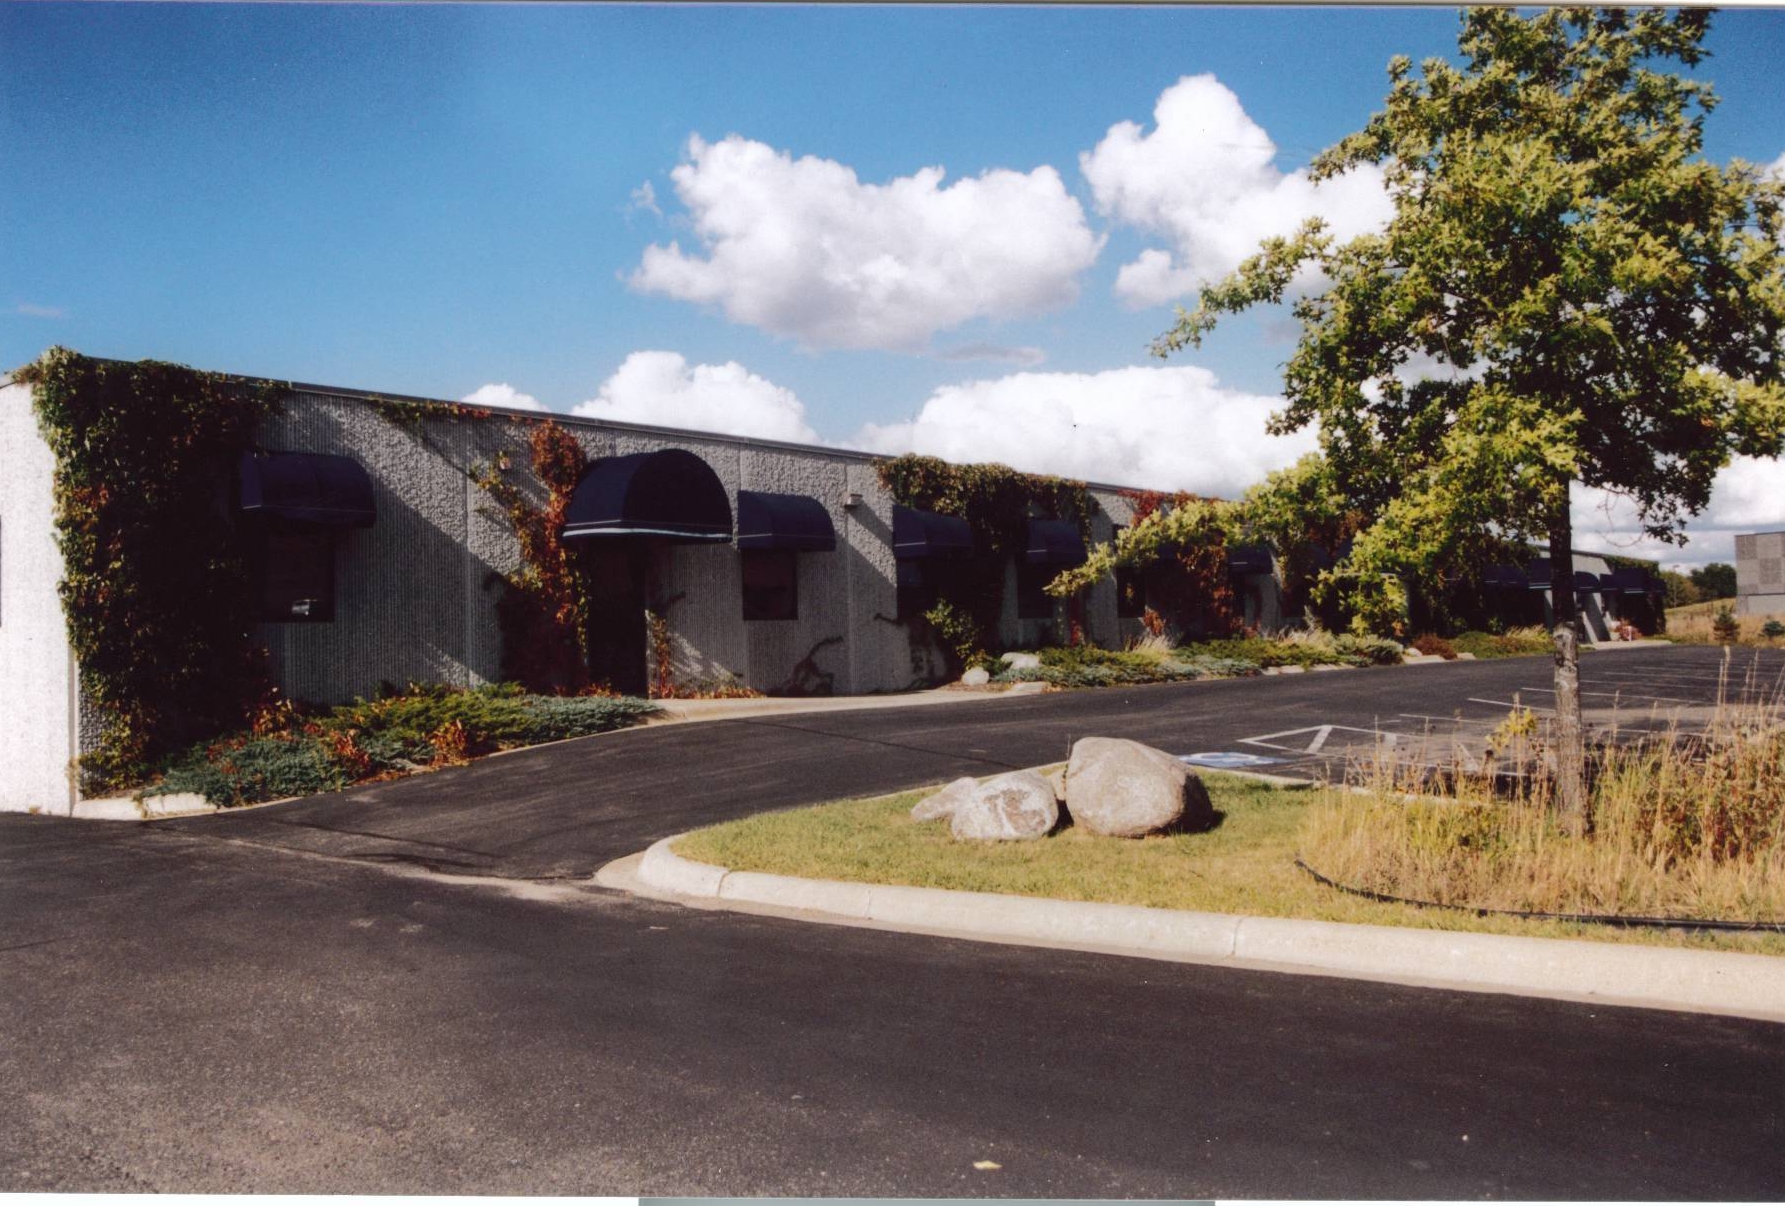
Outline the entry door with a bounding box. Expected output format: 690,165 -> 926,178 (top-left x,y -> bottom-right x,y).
580,541 -> 648,696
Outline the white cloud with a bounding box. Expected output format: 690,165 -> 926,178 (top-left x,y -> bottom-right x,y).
1766,151 -> 1785,181
630,134 -> 1103,352
627,180 -> 661,219
461,382 -> 544,412
13,302 -> 66,318
572,350 -> 820,444
1571,456 -> 1785,571
855,363 -> 1314,497
1081,75 -> 1393,307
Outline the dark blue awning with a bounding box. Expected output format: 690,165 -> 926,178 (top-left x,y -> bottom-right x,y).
238,451 -> 375,527
1602,567 -> 1659,596
1524,558 -> 1554,589
563,449 -> 732,542
737,490 -> 836,553
1485,564 -> 1528,590
893,505 -> 973,560
1572,570 -> 1602,594
1226,543 -> 1273,575
1024,518 -> 1087,567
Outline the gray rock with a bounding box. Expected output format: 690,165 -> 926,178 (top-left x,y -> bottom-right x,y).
1046,766 -> 1067,803
951,771 -> 1059,841
1064,737 -> 1214,838
1001,651 -> 1042,670
911,777 -> 977,822
961,667 -> 991,687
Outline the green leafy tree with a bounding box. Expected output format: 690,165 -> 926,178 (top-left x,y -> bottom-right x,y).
1155,9 -> 1785,827
1658,569 -> 1702,609
1689,561 -> 1738,599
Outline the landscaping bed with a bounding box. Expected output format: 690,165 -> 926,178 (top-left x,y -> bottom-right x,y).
142,682 -> 658,807
988,632 -> 1406,689
674,771 -> 1784,956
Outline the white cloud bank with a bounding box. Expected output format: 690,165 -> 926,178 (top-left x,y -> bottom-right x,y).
856,364 -> 1315,497
630,134 -> 1103,352
460,382 -> 544,412
1572,457 -> 1785,571
571,350 -> 820,444
1081,75 -> 1393,307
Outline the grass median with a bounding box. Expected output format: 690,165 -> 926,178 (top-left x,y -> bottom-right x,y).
674,771 -> 1783,957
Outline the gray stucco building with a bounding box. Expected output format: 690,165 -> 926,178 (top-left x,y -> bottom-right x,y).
0,372 -> 1289,815
1735,530 -> 1785,616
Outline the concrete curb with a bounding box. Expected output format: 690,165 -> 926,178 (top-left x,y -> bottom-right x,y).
632,837 -> 1785,1023
71,792 -> 219,821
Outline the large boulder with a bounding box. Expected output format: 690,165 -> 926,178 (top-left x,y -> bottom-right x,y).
1001,651 -> 1042,670
1065,737 -> 1214,837
911,777 -> 977,823
960,667 -> 991,687
950,771 -> 1059,842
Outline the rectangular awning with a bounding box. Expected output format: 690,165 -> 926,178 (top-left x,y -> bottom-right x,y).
1602,567 -> 1659,596
893,505 -> 974,560
1023,518 -> 1087,567
1484,564 -> 1528,589
1226,543 -> 1273,575
238,451 -> 376,527
737,490 -> 836,553
1524,558 -> 1554,589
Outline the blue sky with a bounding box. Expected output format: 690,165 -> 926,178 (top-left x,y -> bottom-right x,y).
5,4 -> 1783,567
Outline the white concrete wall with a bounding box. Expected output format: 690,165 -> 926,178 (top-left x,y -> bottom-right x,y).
0,381 -> 76,814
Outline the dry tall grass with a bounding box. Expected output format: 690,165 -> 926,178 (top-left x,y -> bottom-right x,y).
1299,678 -> 1785,922
1666,602 -> 1784,646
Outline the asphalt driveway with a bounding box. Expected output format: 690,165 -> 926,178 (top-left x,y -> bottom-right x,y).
4,643 -> 1782,1195
153,642 -> 1785,879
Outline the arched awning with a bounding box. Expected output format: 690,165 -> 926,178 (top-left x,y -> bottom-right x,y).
238,451 -> 376,527
563,449 -> 732,542
1023,518 -> 1087,567
737,491 -> 836,552
893,505 -> 974,560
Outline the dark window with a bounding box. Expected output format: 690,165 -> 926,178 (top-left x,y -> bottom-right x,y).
742,549 -> 798,622
260,529 -> 337,622
1113,525 -> 1146,618
1017,562 -> 1057,620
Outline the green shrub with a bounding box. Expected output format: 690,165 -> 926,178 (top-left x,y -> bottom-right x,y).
994,646 -> 1256,688
1334,634 -> 1406,665
146,733 -> 352,807
1712,605 -> 1740,642
1451,627 -> 1553,658
1762,620 -> 1785,640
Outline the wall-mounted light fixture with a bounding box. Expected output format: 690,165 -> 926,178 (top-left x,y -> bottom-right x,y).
843,491 -> 864,509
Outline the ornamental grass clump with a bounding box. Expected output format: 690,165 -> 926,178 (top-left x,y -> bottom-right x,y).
1298,688 -> 1785,923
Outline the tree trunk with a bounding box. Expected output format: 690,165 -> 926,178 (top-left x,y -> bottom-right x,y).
1548,509 -> 1587,832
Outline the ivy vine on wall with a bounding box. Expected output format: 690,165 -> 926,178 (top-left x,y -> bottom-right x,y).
1048,489 -> 1245,639
875,453 -> 1093,665
15,348 -> 290,789
470,420 -> 595,695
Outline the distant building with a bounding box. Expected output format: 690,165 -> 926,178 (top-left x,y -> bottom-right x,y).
1734,530 -> 1785,616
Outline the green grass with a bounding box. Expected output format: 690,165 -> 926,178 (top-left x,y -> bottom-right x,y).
675,771 -> 1784,956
